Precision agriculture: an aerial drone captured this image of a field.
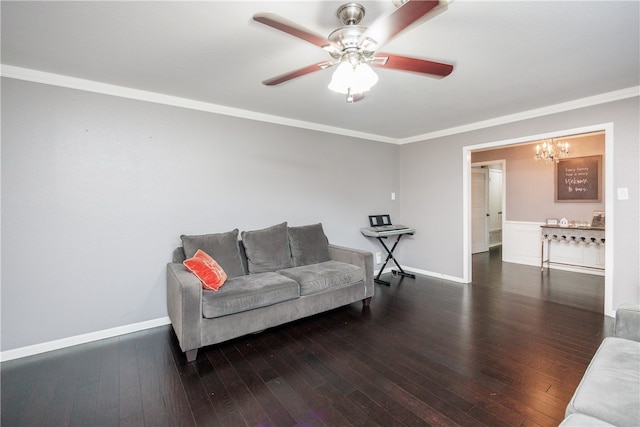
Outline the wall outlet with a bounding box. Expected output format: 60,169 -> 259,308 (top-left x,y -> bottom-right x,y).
617,187 -> 629,200
375,252 -> 382,264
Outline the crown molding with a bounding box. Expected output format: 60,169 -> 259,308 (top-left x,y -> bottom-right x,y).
2,65 -> 637,145
0,65 -> 396,144
398,86 -> 640,144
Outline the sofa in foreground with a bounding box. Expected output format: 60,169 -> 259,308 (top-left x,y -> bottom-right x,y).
167,222 -> 374,362
560,304 -> 640,426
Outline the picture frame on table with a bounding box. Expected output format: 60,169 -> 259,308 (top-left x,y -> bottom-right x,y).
545,218 -> 559,226
590,211 -> 605,228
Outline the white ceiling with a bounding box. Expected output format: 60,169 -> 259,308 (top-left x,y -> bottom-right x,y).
2,1 -> 639,142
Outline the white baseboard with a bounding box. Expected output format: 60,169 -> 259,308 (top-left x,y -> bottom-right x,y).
542,263 -> 605,276
374,266 -> 466,284
0,317 -> 171,362
373,266 -> 394,276
403,267 -> 467,284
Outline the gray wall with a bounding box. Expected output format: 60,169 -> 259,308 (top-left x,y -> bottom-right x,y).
0,78 -> 399,352
2,77 -> 639,354
396,97 -> 639,310
471,133 -> 605,222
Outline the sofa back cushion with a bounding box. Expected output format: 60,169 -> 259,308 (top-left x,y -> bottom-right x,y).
180,229 -> 245,278
172,247 -> 187,264
241,222 -> 293,274
288,223 -> 331,267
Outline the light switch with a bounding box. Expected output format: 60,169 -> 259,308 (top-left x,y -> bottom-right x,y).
391,192 -> 396,200
617,187 -> 629,200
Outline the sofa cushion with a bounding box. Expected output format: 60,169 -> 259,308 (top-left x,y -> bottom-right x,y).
201,272 -> 299,319
181,229 -> 245,278
278,261 -> 364,296
288,223 -> 331,267
183,249 -> 227,291
241,222 -> 293,273
565,337 -> 640,427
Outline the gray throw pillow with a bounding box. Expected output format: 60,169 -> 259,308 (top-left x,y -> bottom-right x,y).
180,229 -> 245,278
241,222 -> 293,273
288,223 -> 331,267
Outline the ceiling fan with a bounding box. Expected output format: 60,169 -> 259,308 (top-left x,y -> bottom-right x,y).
253,0 -> 454,103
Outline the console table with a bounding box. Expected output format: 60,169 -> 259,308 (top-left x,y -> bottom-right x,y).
540,225 -> 605,271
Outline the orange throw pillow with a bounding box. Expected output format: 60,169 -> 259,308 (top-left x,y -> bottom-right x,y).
183,249 -> 228,291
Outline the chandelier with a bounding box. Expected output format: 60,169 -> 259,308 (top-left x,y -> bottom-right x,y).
534,139 -> 570,163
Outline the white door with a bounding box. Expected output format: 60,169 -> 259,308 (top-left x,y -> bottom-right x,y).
472,167 -> 489,254
488,168 -> 503,244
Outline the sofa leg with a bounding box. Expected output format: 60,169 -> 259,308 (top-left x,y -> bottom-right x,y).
185,349 -> 198,362
362,297 -> 372,307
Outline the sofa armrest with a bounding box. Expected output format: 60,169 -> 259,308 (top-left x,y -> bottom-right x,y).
614,304 -> 640,341
166,263 -> 203,352
328,244 -> 374,299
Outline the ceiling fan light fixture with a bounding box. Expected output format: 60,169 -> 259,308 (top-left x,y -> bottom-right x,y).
328,62 -> 353,94
346,89 -> 365,103
353,63 -> 379,92
328,61 -> 378,96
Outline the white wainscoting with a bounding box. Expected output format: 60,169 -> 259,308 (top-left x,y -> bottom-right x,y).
503,221 -> 605,275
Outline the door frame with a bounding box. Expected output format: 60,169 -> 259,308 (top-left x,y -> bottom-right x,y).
462,123 -> 614,316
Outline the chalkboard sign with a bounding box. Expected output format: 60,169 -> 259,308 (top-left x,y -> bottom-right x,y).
555,155 -> 602,202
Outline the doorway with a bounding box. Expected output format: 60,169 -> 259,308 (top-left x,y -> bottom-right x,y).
471,167 -> 489,254
471,162 -> 504,254
462,123 -> 614,316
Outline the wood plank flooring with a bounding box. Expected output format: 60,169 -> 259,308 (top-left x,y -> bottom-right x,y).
2,249 -> 611,426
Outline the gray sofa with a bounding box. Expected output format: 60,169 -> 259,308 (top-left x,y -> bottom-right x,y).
560,304 -> 640,426
167,222 -> 374,362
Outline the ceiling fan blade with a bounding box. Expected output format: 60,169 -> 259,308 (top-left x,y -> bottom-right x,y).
262,61 -> 334,86
359,0 -> 441,49
372,53 -> 453,77
253,12 -> 338,53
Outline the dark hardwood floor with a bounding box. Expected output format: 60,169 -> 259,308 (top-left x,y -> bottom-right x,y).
473,246 -> 605,313
2,248 -> 611,426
